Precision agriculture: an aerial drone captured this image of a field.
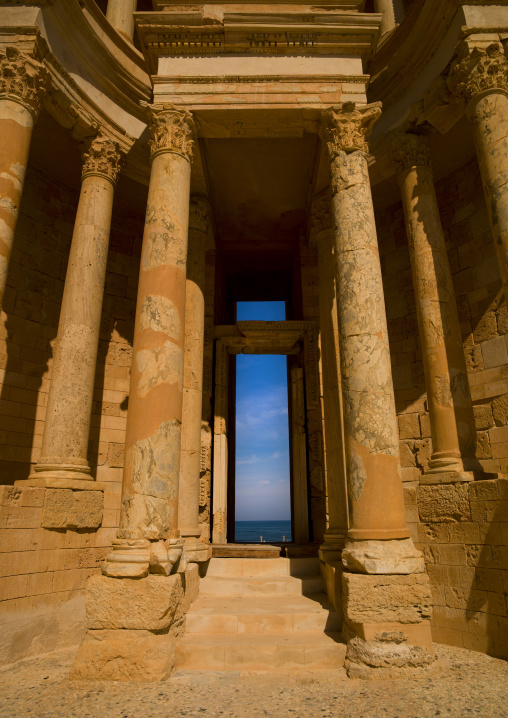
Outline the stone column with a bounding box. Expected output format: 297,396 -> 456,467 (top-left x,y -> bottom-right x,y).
321,102 -> 434,679
23,133 -> 123,489
0,47 -> 49,309
103,105 -> 195,579
373,0 -> 405,36
309,192 -> 348,559
178,195 -> 212,563
106,0 -> 138,42
392,132 -> 476,483
449,38 -> 508,301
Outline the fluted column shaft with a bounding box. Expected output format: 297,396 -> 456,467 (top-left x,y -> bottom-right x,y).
393,132 -> 475,477
106,0 -> 138,41
449,39 -> 508,300
0,47 -> 49,309
310,194 -> 348,556
178,196 -> 212,562
323,103 -> 410,548
30,134 -> 122,484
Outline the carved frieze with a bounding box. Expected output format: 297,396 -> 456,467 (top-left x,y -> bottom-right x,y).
0,46 -> 50,120
448,41 -> 508,104
391,132 -> 432,176
82,132 -> 124,184
146,104 -> 196,163
321,101 -> 382,157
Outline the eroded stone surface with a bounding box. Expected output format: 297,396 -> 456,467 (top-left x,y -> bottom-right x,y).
417,483 -> 472,523
342,539 -> 425,575
42,488 -> 103,530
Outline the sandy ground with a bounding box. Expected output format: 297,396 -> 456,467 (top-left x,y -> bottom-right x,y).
0,643 -> 507,718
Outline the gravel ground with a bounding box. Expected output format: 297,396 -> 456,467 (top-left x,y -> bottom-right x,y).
0,644 -> 507,718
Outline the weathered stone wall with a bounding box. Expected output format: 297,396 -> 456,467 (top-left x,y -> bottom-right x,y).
0,166 -> 143,663
378,156 -> 508,481
415,478 -> 508,660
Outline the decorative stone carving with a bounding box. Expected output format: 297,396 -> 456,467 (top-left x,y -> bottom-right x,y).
391,132 -> 431,176
0,46 -> 50,119
321,101 -> 382,157
146,103 -> 196,163
82,132 -> 124,184
448,41 -> 508,104
189,194 -> 211,234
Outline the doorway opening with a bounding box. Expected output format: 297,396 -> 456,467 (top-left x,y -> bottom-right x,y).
234,301 -> 293,543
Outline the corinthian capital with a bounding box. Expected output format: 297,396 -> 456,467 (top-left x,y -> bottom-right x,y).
321,102 -> 382,157
448,40 -> 508,104
189,195 -> 211,234
0,46 -> 50,120
391,132 -> 432,176
146,104 -> 196,163
82,132 -> 123,184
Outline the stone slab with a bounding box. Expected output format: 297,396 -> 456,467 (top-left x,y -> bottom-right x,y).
42,489 -> 103,529
342,572 -> 432,625
86,574 -> 184,630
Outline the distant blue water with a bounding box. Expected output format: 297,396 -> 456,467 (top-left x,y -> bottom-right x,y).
235,520 -> 292,543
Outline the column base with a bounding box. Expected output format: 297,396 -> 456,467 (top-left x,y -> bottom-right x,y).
179,528 -> 212,563
342,538 -> 425,574
319,530 -> 347,563
342,571 -> 436,679
420,469 -> 505,485
70,571 -> 194,681
15,477 -> 106,491
102,538 -> 189,578
28,462 -> 93,484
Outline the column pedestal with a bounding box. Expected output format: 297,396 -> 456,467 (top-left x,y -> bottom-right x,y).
322,102 -> 434,678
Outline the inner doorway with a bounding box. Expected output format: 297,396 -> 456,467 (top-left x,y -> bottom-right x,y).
234,301 -> 292,544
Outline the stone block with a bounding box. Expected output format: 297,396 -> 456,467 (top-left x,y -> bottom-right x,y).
482,337 -> 508,369
86,574 -> 184,630
474,404 -> 495,431
398,414 -> 421,439
492,395 -> 508,426
417,483 -> 471,523
42,489 -> 103,530
468,479 -> 500,502
342,572 -> 432,625
70,623 -> 183,681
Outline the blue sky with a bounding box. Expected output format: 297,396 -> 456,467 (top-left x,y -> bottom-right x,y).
235,302 -> 291,521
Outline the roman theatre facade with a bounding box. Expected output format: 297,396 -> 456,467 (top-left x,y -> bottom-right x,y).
0,0 -> 507,679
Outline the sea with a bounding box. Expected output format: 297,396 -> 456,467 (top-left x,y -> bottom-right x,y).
234,520 -> 292,544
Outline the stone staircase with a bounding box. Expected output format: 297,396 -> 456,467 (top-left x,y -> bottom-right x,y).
176,556 -> 346,672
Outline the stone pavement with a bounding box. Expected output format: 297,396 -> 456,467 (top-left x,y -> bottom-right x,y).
0,644 -> 507,718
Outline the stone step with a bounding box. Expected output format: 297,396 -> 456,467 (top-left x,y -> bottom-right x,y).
205,557 -> 319,578
199,574 -> 324,597
176,632 -> 346,672
186,594 -> 340,635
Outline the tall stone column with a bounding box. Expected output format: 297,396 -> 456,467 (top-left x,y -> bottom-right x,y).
106,0 -> 138,41
103,105 -> 195,579
0,47 -> 49,309
23,134 -> 123,488
309,192 -> 348,559
392,132 -> 476,483
178,195 -> 212,563
449,38 -> 508,300
321,103 -> 434,679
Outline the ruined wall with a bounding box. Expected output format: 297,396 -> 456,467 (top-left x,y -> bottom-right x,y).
0,165 -> 143,664
379,156 -> 508,482
378,156 -> 508,659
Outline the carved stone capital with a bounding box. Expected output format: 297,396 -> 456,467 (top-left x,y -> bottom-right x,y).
309,191 -> 333,245
0,46 -> 50,120
82,132 -> 123,185
391,132 -> 432,176
321,101 -> 382,157
448,41 -> 508,105
146,103 -> 196,163
189,194 -> 211,234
